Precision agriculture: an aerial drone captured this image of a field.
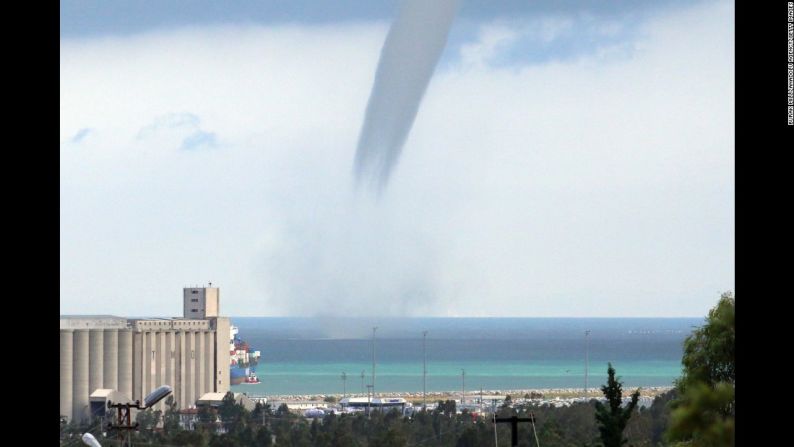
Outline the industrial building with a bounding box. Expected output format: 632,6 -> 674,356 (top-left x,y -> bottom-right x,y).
59,286 -> 231,423
339,397 -> 412,414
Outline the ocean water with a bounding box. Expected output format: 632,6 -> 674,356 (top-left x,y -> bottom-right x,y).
229,317 -> 702,396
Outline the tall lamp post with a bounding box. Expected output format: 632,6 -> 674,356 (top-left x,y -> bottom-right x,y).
360,370 -> 365,395
585,330 -> 591,397
341,372 -> 347,399
107,385 -> 172,447
461,369 -> 465,406
371,326 -> 378,401
422,330 -> 428,410
366,384 -> 374,418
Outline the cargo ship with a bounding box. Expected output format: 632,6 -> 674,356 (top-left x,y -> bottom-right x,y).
230,368 -> 261,385
229,325 -> 261,385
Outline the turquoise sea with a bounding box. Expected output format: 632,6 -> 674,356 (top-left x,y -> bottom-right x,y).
228,317 -> 701,396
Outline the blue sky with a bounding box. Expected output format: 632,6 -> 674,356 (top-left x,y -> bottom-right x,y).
60,0 -> 734,317
60,1 -> 695,37
60,0 -> 695,67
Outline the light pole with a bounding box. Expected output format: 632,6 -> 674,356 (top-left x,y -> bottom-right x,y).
107,385 -> 172,447
461,369 -> 465,406
366,384 -> 374,418
342,372 -> 347,399
422,330 -> 428,410
372,326 -> 378,400
585,330 -> 591,397
360,370 -> 365,395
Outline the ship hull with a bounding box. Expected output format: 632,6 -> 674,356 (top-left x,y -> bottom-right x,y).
230,367 -> 249,386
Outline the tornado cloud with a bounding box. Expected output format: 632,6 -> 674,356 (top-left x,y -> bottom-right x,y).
354,0 -> 460,192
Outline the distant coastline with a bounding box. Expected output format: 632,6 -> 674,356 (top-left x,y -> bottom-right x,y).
230,317 -> 690,395
243,386 -> 675,402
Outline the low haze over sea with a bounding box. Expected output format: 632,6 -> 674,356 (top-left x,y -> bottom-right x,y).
229,317 -> 701,396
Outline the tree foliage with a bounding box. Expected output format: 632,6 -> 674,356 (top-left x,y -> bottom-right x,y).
163,395 -> 181,434
667,291 -> 735,446
61,391 -> 686,447
679,291 -> 735,390
668,382 -> 734,447
594,362 -> 640,447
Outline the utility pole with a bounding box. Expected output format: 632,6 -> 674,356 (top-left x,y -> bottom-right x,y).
107,389 -> 170,447
585,330 -> 591,397
461,369 -> 465,406
494,414 -> 537,447
341,372 -> 347,399
372,326 -> 378,400
422,330 -> 428,410
107,401 -> 138,447
366,384 -> 374,418
360,370 -> 365,395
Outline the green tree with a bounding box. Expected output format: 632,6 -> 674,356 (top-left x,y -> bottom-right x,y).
373,426 -> 408,447
275,403 -> 291,418
594,363 -> 639,447
668,382 -> 734,447
163,395 -> 182,434
255,425 -> 274,446
330,417 -> 356,447
679,292 -> 735,390
218,392 -> 250,434
171,429 -> 210,446
436,399 -> 457,417
536,419 -> 573,447
136,408 -> 162,432
667,291 -> 735,446
644,389 -> 677,445
251,401 -> 274,431
197,405 -> 218,433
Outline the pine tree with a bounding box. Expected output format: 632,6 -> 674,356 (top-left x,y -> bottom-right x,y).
594,363 -> 640,447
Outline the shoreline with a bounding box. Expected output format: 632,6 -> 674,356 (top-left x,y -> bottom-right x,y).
243,386 -> 675,402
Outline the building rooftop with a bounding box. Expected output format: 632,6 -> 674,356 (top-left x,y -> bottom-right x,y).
60,315 -> 129,329
60,315 -> 125,319
89,389 -> 132,404
197,392 -> 229,402
197,392 -> 256,410
340,397 -> 409,405
60,314 -> 225,331
89,389 -> 116,398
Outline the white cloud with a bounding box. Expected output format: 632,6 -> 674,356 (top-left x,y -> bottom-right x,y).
458,24 -> 520,69
60,1 -> 734,317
